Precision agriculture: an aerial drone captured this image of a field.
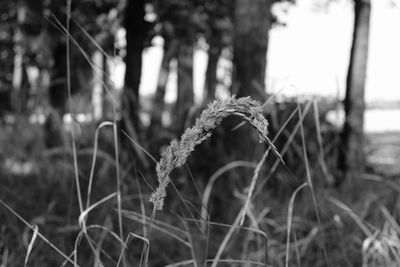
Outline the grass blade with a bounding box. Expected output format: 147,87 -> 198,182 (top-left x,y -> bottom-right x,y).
0,199 -> 79,266
285,183 -> 307,267
24,224 -> 38,267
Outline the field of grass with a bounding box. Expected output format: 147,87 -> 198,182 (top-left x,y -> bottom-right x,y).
1,95 -> 400,267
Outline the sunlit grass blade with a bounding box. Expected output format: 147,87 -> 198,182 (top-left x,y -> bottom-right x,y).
24,224 -> 38,267
78,192 -> 117,231
87,121 -> 114,209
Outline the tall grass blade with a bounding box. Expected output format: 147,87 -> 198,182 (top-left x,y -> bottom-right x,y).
65,0 -> 84,215
116,233 -> 150,267
254,100 -> 313,197
297,99 -> 330,266
24,225 -> 38,267
240,149 -> 270,226
78,192 -> 117,231
329,197 -> 372,236
87,121 -> 114,209
201,160 -> 256,228
0,199 -> 78,266
312,100 -> 334,185
285,183 -> 307,267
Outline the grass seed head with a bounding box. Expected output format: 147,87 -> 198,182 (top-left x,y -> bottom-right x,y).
150,96 -> 271,210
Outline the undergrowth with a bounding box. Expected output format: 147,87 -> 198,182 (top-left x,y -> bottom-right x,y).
1,95 -> 400,267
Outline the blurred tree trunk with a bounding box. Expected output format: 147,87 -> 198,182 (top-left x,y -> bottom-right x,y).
92,50 -> 104,121
150,39 -> 178,130
12,32 -> 26,113
225,0 -> 272,164
338,0 -> 370,187
45,42 -> 67,148
12,6 -> 29,114
233,0 -> 271,100
0,1 -> 16,114
204,40 -> 221,103
122,0 -> 146,132
120,0 -> 150,169
48,43 -> 67,115
175,42 -> 194,133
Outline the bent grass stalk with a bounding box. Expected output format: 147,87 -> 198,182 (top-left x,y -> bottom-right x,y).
150,96 -> 277,212
86,121 -> 114,209
285,182 -> 308,267
146,96 -> 276,266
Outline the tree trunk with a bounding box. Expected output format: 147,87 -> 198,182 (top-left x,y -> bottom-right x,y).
92,50 -> 104,121
204,41 -> 220,104
12,6 -> 29,114
122,0 -> 146,132
233,0 -> 272,101
45,42 -> 67,148
48,42 -> 67,115
150,39 -> 178,130
225,0 -> 272,165
338,0 -> 370,187
12,31 -> 25,113
174,42 -> 194,133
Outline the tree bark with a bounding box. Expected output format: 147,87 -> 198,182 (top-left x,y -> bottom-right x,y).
338,0 -> 370,187
150,39 -> 178,130
225,0 -> 272,165
174,42 -> 194,133
48,42 -> 67,115
233,0 -> 272,101
122,0 -> 146,131
45,42 -> 67,148
204,41 -> 221,104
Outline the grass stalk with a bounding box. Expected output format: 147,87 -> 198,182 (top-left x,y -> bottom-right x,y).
285,182 -> 307,267
66,0 -> 83,216
0,199 -> 79,266
297,100 -> 330,266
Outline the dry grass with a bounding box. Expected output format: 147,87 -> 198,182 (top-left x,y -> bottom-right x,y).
1,93 -> 400,267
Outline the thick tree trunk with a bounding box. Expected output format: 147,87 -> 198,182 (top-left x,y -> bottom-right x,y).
175,42 -> 194,133
122,0 -> 146,131
204,42 -> 220,104
338,0 -> 370,187
49,42 -> 67,115
226,0 -> 272,165
150,39 -> 178,129
233,0 -> 271,101
45,42 -> 67,148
